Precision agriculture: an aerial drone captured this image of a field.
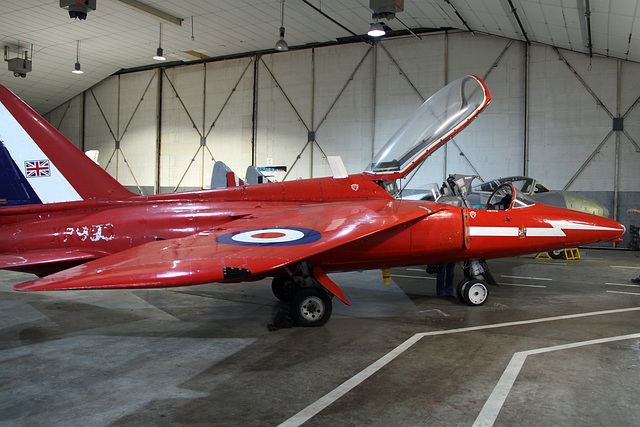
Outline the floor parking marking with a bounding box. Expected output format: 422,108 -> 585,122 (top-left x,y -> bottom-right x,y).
499,283 -> 547,288
406,268 -> 426,272
390,274 -> 435,280
472,332 -> 640,427
501,275 -> 552,281
611,265 -> 637,269
278,307 -> 640,427
606,290 -> 640,296
605,283 -> 640,287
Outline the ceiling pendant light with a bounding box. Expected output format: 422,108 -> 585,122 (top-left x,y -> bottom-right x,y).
153,22 -> 166,61
275,0 -> 289,51
368,18 -> 385,37
72,40 -> 84,74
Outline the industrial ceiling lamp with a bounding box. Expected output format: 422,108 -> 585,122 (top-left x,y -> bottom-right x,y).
275,0 -> 289,51
72,40 -> 84,74
153,22 -> 166,60
368,0 -> 404,38
368,18 -> 385,37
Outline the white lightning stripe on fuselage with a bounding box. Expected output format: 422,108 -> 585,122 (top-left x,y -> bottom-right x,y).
469,221 -> 620,237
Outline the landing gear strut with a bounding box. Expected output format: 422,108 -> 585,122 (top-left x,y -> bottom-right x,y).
270,264 -> 336,327
456,260 -> 496,306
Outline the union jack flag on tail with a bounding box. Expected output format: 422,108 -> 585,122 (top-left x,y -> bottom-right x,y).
25,160 -> 51,178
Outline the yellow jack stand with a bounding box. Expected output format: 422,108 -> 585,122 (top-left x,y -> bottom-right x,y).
536,252 -> 552,259
564,248 -> 581,260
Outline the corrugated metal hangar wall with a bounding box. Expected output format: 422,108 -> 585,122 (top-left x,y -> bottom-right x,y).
44,31 -> 640,247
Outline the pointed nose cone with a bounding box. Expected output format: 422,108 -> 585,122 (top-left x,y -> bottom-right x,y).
551,210 -> 625,245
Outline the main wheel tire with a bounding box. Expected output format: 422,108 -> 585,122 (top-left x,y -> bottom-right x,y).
549,249 -> 564,259
290,288 -> 332,327
456,279 -> 470,303
271,276 -> 299,302
462,279 -> 489,306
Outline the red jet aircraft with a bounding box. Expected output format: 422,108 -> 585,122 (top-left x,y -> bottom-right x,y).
0,76 -> 625,326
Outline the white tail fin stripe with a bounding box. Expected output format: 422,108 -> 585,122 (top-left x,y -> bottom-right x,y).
0,102 -> 81,204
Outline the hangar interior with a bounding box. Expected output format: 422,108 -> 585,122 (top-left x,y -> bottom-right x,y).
1,1 -> 640,426
42,33 -> 640,246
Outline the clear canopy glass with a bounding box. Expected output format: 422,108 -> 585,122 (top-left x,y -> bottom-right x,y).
366,75 -> 490,178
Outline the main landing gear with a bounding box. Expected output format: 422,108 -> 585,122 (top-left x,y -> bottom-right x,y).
271,267 -> 334,327
456,260 -> 497,306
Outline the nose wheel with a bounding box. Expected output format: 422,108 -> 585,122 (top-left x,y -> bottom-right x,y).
457,278 -> 489,306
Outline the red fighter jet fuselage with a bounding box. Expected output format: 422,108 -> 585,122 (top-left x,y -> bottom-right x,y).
0,76 -> 625,326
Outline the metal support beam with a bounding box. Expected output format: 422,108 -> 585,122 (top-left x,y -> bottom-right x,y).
444,0 -> 474,34
155,67 -> 162,194
523,42 -> 530,176
506,0 -> 531,44
115,0 -> 183,25
585,0 -> 593,58
554,47 -> 614,119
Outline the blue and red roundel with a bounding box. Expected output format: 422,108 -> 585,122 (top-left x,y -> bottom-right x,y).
215,227 -> 322,246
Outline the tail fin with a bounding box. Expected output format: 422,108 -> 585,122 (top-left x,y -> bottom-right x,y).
0,84 -> 133,206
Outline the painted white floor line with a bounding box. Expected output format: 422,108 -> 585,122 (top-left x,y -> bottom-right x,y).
499,283 -> 547,288
472,332 -> 640,427
611,265 -> 638,269
501,275 -> 552,281
606,290 -> 640,296
406,268 -> 426,272
277,307 -> 640,427
390,274 -> 436,280
605,282 -> 640,287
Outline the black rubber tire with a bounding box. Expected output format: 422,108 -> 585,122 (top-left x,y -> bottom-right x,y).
549,249 -> 564,259
456,279 -> 470,303
290,287 -> 332,327
271,276 -> 299,302
462,279 -> 489,306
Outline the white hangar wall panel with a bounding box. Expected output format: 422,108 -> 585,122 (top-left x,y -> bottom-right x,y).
83,71 -> 158,195
528,47 -> 617,192
310,43 -> 374,178
256,50 -> 312,181
160,59 -> 254,192
374,35 -> 446,189
203,59 -> 254,179
446,34 -> 525,184
161,65 -> 207,191
43,94 -> 83,150
84,77 -> 120,180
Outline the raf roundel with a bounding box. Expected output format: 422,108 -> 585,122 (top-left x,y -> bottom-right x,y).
215,227 -> 322,246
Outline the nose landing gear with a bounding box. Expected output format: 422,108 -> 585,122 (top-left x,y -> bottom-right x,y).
456,260 -> 496,306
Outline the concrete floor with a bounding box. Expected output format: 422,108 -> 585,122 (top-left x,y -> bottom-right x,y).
1,249 -> 639,426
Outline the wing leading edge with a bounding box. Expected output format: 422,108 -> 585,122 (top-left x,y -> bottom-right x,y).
14,200 -> 440,291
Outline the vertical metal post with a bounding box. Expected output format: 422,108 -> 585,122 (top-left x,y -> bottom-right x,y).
310,48 -> 315,178
523,42 -> 530,176
614,59 -> 621,223
155,68 -> 163,194
202,63 -> 207,188
443,31 -> 449,181
116,75 -> 121,181
371,43 -> 377,161
81,90 -> 86,152
251,55 -> 259,166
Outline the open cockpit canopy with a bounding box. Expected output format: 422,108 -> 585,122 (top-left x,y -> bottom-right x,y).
365,75 -> 490,180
